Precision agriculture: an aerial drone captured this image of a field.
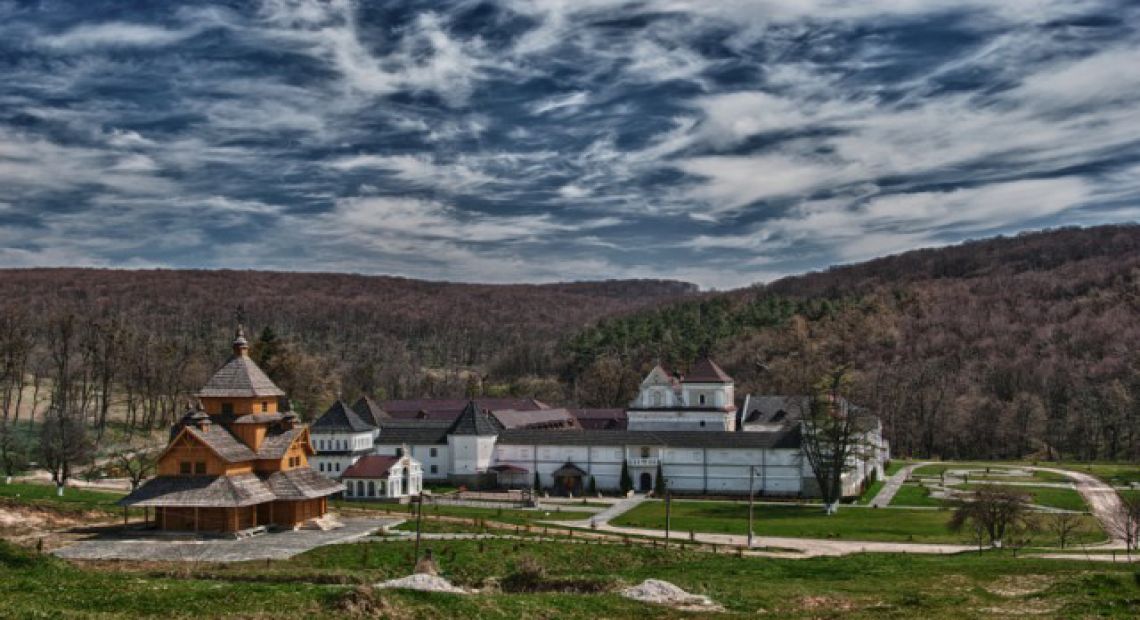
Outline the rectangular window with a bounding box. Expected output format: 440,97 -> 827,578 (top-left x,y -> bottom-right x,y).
430,465 -> 438,474
221,402 -> 233,415
261,401 -> 268,412
179,461 -> 191,475
429,448 -> 437,457
395,447 -> 404,457
194,461 -> 206,475
335,462 -> 340,472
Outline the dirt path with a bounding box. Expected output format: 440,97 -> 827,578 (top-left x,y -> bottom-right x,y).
1027,467 -> 1128,545
869,462 -> 931,508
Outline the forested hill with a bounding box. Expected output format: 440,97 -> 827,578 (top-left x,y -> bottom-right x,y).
0,268 -> 695,422
566,225 -> 1140,462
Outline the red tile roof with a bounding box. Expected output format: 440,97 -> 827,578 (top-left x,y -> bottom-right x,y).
341,455 -> 401,479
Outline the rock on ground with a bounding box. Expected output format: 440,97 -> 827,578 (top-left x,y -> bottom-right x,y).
375,573 -> 469,594
621,579 -> 722,611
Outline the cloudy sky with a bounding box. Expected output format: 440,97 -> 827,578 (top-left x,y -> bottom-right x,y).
1,0 -> 1138,288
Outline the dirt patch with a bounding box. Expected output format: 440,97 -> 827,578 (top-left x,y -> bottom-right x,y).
621,579 -> 723,612
977,599 -> 1061,615
984,574 -> 1055,597
0,503 -> 107,540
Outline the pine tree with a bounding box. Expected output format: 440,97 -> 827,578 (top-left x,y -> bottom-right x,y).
533,471 -> 541,491
619,460 -> 633,493
588,475 -> 597,495
654,461 -> 667,496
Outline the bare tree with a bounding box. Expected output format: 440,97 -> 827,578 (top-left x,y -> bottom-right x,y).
39,407 -> 92,495
112,444 -> 159,491
798,366 -> 878,514
1105,493 -> 1140,554
1042,511 -> 1084,550
948,486 -> 1033,548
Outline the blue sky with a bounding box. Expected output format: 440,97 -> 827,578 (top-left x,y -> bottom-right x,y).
1,0 -> 1138,288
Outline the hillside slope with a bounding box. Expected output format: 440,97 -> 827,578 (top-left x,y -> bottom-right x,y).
0,269 -> 695,417
566,225 -> 1140,461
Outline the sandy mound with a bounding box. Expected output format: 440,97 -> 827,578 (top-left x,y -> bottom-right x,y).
621,579 -> 722,611
375,573 -> 469,594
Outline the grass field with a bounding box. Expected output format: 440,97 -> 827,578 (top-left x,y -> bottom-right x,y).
952,484 -> 1087,512
890,483 -> 945,508
4,536 -> 1139,618
613,500 -> 968,543
612,500 -> 1107,546
0,482 -> 128,514
332,499 -> 595,526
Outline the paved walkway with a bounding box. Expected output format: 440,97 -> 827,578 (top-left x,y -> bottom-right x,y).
869,462 -> 930,508
553,493 -> 647,527
53,517 -> 399,562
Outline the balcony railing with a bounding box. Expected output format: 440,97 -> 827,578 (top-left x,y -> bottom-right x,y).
628,457 -> 658,467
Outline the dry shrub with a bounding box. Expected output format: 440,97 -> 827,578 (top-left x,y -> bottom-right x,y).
333,585 -> 407,619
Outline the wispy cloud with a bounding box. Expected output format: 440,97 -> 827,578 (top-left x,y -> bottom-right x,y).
0,0 -> 1136,286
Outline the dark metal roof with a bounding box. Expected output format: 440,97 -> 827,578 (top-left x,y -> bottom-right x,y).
497,427 -> 801,449
684,357 -> 733,383
197,354 -> 286,398
119,473 -> 275,508
351,396 -> 390,426
264,468 -> 343,499
341,455 -> 401,479
379,397 -> 549,421
312,400 -> 374,433
570,408 -> 628,430
446,401 -> 503,436
743,396 -> 809,424
375,420 -> 451,445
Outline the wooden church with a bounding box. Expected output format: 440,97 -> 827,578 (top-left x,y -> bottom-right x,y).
121,327 -> 342,533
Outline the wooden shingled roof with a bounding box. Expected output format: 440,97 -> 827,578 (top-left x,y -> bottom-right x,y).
118,473 -> 276,508
197,355 -> 285,398
264,468 -> 344,500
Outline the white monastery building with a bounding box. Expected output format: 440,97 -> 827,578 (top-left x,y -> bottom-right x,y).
310,358 -> 888,498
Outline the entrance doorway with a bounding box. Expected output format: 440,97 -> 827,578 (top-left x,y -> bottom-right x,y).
639,472 -> 652,492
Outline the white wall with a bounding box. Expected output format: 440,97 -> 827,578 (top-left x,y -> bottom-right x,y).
492,442 -> 803,495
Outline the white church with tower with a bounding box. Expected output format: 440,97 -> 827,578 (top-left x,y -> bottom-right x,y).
310,357 -> 888,498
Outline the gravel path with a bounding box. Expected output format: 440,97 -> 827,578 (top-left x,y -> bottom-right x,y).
1026,466 -> 1128,545
869,462 -> 931,508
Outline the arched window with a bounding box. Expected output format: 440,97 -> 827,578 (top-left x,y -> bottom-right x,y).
640,446 -> 650,458
651,390 -> 662,406
368,481 -> 376,497
356,480 -> 364,497
699,394 -> 706,405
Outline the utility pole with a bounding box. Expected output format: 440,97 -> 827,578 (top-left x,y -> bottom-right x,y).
664,487 -> 671,547
412,493 -> 424,570
748,466 -> 755,548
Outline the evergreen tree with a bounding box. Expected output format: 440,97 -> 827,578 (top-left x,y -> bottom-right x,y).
588,475 -> 597,495
619,460 -> 633,493
654,461 -> 667,496
533,471 -> 541,491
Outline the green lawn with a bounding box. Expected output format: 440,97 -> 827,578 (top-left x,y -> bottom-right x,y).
5,536 -> 1139,618
613,500 -> 966,543
855,478 -> 885,505
0,482 -> 127,514
951,484 -> 1087,512
890,483 -> 945,508
334,499 -> 594,526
